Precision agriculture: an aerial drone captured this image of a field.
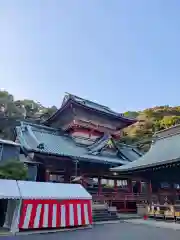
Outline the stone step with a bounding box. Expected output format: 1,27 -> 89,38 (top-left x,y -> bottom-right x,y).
93,216 -> 119,222
92,211 -> 109,215
93,211 -> 118,222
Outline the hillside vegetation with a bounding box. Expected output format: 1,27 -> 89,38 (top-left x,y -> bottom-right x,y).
0,90 -> 180,151
122,107 -> 180,151
0,90 -> 57,139
0,90 -> 57,120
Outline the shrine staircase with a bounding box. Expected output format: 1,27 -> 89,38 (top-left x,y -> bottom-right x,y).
92,203 -> 119,222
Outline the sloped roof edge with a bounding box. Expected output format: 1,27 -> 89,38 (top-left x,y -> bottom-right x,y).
44,94 -> 137,124
111,133 -> 180,172
16,121 -> 140,165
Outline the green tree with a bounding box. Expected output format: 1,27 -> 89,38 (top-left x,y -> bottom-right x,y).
0,160 -> 27,180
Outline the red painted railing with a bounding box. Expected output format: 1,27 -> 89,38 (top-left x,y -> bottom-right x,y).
91,192 -> 148,202
92,192 -> 180,203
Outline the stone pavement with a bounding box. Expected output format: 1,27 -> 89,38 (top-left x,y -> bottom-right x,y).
125,218 -> 180,230
1,222 -> 180,240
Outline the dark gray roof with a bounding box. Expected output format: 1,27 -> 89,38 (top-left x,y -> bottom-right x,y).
112,133 -> 180,172
45,93 -> 137,125
69,94 -> 125,117
16,121 -> 140,165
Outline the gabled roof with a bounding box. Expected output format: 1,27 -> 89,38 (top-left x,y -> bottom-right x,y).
44,93 -> 136,125
16,122 -> 140,166
112,132 -> 180,172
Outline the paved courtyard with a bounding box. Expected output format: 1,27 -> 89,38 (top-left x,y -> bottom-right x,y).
1,222 -> 180,240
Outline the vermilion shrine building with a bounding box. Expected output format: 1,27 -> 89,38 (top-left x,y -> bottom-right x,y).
112,125 -> 180,205
14,93 -> 143,211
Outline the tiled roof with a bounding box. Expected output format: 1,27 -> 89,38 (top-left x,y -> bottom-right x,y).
45,93 -> 137,124
16,123 -> 86,158
112,133 -> 180,172
16,122 -> 140,165
70,94 -> 124,117
70,94 -> 137,123
116,144 -> 142,162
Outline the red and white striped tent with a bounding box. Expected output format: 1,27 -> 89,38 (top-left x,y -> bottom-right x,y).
0,180 -> 92,233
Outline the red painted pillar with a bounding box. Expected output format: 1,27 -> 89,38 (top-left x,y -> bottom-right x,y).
138,181 -> 142,193
64,173 -> 71,183
45,170 -> 50,182
149,180 -> 152,193
114,179 -> 118,193
98,177 -> 102,195
128,179 -> 133,193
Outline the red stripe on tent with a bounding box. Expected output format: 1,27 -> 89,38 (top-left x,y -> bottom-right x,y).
87,201 -> 92,224
19,202 -> 28,229
56,203 -> 61,227
39,204 -> 44,228
19,199 -> 92,230
28,203 -> 38,229
48,203 -> 53,228
81,203 -> 86,225
65,204 -> 70,227
73,203 -> 78,226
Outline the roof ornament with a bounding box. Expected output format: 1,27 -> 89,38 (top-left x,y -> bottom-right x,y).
37,143 -> 45,150
88,133 -> 117,155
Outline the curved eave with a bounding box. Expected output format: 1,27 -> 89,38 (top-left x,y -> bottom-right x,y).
110,157 -> 180,173
29,150 -> 122,167
44,99 -> 137,125
111,133 -> 180,173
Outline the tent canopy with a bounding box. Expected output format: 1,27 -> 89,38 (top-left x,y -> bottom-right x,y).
17,181 -> 92,200
0,180 -> 91,200
0,179 -> 20,199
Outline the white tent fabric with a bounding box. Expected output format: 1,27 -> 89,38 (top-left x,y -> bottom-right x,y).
3,200 -> 20,230
0,180 -> 20,199
1,180 -> 92,234
0,179 -> 91,200
17,181 -> 92,200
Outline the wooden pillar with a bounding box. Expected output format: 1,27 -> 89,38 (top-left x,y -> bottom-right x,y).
127,179 -> 133,193
114,179 -> 118,193
98,176 -> 102,195
124,200 -> 127,210
45,169 -> 50,182
149,180 -> 152,193
64,173 -> 71,183
81,175 -> 87,188
138,181 -> 142,193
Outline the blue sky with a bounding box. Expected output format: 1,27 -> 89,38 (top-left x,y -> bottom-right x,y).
0,0 -> 180,112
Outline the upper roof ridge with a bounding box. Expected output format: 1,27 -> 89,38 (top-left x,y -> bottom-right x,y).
66,92 -> 120,113
154,124 -> 180,139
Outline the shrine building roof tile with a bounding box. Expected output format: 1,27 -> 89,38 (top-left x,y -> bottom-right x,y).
45,93 -> 137,125
112,133 -> 180,172
16,121 -> 140,165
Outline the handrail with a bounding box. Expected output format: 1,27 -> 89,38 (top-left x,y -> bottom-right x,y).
91,192 -> 148,201
92,192 -> 180,202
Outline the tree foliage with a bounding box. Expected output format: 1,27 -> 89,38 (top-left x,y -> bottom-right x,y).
0,90 -> 57,119
122,106 -> 180,152
0,160 -> 27,180
0,90 -> 57,139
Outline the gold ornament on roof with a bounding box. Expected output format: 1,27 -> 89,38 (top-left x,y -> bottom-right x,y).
107,139 -> 114,148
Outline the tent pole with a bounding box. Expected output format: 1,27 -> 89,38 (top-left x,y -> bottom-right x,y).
10,199 -> 22,235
